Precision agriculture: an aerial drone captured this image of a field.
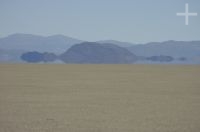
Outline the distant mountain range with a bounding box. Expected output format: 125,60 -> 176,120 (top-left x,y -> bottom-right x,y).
128,40 -> 200,64
0,33 -> 83,53
0,33 -> 200,64
128,40 -> 200,58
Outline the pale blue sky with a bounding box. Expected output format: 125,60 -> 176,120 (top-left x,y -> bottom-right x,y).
0,0 -> 199,43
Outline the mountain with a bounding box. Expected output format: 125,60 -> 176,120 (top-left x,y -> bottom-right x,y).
0,33 -> 83,54
1,33 -> 200,64
60,42 -> 137,64
97,40 -> 134,47
127,40 -> 200,64
127,40 -> 200,58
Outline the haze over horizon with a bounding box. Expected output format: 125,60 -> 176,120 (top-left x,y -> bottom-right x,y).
0,0 -> 200,43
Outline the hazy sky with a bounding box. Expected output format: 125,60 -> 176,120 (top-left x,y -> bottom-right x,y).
0,0 -> 200,43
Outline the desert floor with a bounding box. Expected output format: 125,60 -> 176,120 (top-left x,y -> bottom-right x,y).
0,64 -> 200,132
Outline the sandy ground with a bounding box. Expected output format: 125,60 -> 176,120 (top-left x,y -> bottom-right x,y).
0,64 -> 200,132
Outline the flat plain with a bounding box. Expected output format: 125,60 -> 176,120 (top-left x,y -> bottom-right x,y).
0,64 -> 200,132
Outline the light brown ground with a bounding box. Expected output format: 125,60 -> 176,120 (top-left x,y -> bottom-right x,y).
0,64 -> 200,132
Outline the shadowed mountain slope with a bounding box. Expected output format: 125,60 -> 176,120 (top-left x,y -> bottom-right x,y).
60,42 -> 137,64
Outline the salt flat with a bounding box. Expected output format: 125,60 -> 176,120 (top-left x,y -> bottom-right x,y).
0,64 -> 200,132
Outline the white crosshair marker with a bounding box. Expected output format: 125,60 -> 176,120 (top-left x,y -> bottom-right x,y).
176,3 -> 198,25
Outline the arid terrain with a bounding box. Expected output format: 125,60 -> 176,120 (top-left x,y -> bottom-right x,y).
0,64 -> 200,132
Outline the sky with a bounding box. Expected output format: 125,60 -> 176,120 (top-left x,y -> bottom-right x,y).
0,0 -> 200,43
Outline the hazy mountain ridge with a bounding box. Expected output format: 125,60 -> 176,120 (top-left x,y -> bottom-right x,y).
0,33 -> 83,53
128,40 -> 200,58
0,34 -> 200,64
127,40 -> 200,64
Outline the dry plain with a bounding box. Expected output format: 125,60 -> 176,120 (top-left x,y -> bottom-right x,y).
0,64 -> 200,132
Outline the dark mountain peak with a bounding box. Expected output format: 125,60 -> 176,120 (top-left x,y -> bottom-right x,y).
60,42 -> 137,64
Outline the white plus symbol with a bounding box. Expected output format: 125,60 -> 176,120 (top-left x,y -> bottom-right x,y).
176,3 -> 198,25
